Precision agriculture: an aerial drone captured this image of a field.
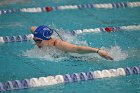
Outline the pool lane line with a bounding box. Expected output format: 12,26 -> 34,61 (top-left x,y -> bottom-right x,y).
0,34 -> 33,43
0,2 -> 140,15
0,24 -> 140,43
0,66 -> 139,92
74,24 -> 140,34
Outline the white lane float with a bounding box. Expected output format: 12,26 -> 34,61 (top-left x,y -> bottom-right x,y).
0,24 -> 140,43
0,66 -> 139,92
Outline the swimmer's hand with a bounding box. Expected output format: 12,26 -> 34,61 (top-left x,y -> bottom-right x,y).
97,49 -> 113,60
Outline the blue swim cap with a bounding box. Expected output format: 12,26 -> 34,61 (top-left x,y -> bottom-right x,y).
34,25 -> 53,40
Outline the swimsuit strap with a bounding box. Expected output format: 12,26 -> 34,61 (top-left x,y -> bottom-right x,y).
53,39 -> 57,46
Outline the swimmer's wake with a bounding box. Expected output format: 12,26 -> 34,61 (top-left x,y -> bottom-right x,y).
102,45 -> 128,61
23,45 -> 128,62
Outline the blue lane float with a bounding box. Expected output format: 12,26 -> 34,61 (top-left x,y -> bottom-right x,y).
0,34 -> 33,43
0,66 -> 139,92
0,24 -> 140,43
0,2 -> 140,15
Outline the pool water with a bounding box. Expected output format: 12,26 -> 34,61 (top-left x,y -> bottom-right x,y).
0,0 -> 140,93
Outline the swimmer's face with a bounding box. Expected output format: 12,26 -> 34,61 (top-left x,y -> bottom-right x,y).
30,26 -> 37,34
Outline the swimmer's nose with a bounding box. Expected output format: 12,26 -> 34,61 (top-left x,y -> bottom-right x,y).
30,26 -> 37,33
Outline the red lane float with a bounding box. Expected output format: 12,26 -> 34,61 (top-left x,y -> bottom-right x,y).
105,27 -> 113,32
45,7 -> 53,12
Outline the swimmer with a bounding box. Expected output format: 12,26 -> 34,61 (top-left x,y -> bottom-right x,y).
30,25 -> 113,60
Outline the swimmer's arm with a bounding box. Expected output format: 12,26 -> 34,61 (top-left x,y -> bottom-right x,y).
74,46 -> 113,60
57,40 -> 98,53
56,40 -> 113,60
75,46 -> 100,53
76,46 -> 113,60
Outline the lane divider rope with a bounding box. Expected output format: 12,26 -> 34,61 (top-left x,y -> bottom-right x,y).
74,24 -> 140,34
0,66 -> 139,92
0,24 -> 140,43
0,34 -> 33,43
0,2 -> 140,15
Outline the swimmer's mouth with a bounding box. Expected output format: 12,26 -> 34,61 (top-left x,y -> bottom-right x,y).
33,38 -> 42,43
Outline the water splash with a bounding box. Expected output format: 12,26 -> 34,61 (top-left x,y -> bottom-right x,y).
23,46 -> 99,62
101,45 -> 128,61
49,25 -> 88,46
23,45 -> 128,62
23,46 -> 67,62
